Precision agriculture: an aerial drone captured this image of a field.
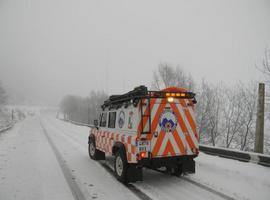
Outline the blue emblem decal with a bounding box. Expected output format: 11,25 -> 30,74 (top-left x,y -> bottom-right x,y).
159,109 -> 177,132
118,111 -> 125,128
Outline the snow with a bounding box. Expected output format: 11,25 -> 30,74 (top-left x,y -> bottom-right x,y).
0,108 -> 12,130
1,113 -> 270,200
190,153 -> 270,200
41,116 -> 140,200
0,117 -> 74,200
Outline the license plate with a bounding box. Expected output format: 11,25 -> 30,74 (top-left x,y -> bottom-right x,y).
138,141 -> 149,146
138,141 -> 150,152
139,147 -> 147,152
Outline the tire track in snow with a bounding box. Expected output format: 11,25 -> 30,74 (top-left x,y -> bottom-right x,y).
42,117 -> 153,200
99,161 -> 153,200
40,120 -> 87,200
154,168 -> 235,200
181,177 -> 235,200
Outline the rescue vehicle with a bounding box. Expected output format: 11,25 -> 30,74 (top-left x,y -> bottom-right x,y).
88,85 -> 199,183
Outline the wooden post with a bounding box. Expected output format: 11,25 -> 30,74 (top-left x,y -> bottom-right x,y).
88,108 -> 90,125
254,83 -> 265,153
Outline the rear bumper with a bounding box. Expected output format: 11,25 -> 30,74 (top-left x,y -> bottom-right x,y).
138,155 -> 197,173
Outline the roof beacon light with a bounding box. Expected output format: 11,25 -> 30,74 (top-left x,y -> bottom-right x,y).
167,97 -> 174,103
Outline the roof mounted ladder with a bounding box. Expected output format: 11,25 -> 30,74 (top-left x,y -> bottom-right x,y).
140,97 -> 151,134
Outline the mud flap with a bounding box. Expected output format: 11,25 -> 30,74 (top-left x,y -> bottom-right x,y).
182,159 -> 195,173
127,165 -> 143,182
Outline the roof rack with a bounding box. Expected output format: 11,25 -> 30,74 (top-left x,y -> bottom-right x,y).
102,85 -> 148,109
101,85 -> 196,109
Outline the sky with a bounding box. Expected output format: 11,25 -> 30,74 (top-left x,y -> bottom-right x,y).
0,0 -> 270,106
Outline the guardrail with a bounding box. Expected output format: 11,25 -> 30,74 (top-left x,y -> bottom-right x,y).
0,122 -> 14,133
199,145 -> 270,167
59,118 -> 270,167
60,118 -> 95,128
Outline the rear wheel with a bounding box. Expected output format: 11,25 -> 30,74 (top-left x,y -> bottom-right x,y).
114,149 -> 128,183
172,165 -> 182,177
166,165 -> 183,177
88,138 -> 105,160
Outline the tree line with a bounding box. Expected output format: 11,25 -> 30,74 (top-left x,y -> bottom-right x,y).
59,91 -> 107,125
152,63 -> 261,152
59,48 -> 270,153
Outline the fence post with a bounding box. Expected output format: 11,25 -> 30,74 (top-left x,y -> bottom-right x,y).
254,83 -> 265,153
88,108 -> 90,125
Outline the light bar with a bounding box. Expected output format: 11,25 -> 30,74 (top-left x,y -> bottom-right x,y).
149,91 -> 195,99
165,92 -> 193,98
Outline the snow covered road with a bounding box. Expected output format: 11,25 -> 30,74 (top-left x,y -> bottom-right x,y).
0,117 -> 74,200
1,115 -> 270,200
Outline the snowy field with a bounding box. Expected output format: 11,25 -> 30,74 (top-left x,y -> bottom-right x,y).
0,108 -> 12,130
0,114 -> 270,200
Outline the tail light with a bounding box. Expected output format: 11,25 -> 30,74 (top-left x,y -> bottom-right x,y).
140,152 -> 147,158
137,152 -> 148,160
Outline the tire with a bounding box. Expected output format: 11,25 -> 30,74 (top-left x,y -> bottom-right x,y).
88,137 -> 105,160
166,165 -> 182,177
172,165 -> 183,177
114,148 -> 128,183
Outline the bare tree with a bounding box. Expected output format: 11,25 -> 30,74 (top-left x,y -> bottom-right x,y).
257,48 -> 270,118
238,82 -> 257,151
60,95 -> 80,120
196,80 -> 223,146
59,91 -> 107,124
152,63 -> 195,90
220,83 -> 257,149
87,91 -> 108,123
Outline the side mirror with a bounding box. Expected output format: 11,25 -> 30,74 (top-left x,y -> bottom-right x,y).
94,119 -> 99,127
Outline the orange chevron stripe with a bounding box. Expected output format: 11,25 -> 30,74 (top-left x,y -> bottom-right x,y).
152,130 -> 166,157
172,128 -> 186,155
163,139 -> 176,156
170,103 -> 196,150
147,98 -> 167,140
179,99 -> 199,141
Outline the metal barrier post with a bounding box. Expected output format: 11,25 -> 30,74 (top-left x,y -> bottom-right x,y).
254,83 -> 265,153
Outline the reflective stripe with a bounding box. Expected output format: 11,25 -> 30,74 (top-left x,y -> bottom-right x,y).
93,130 -> 137,163
170,102 -> 196,150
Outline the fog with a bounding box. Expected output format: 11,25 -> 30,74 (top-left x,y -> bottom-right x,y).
0,0 -> 270,106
